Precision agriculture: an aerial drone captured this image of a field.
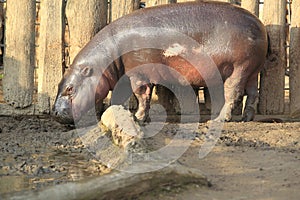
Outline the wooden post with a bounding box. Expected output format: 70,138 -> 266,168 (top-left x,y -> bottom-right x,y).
259,0 -> 287,115
3,0 -> 36,108
35,2 -> 41,72
241,0 -> 259,16
289,0 -> 300,117
66,0 -> 108,64
37,0 -> 64,113
110,0 -> 140,22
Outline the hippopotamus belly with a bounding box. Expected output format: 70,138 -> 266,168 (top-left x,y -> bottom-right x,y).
52,1 -> 269,124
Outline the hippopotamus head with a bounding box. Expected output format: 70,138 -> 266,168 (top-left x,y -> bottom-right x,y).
52,62 -> 107,124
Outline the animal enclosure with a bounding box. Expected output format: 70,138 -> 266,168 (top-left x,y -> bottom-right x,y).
0,0 -> 299,118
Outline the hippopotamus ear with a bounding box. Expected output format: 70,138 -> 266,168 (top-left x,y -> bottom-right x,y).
80,66 -> 93,77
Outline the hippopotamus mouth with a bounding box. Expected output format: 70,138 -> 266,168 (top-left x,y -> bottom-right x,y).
52,96 -> 79,125
52,113 -> 75,125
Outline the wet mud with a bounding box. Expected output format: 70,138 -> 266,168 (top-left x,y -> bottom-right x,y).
1,115 -> 300,199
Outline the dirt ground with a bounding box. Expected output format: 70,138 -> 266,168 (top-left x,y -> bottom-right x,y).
0,115 -> 300,199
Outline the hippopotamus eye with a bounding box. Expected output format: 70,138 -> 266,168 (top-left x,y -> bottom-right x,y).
66,85 -> 74,96
80,66 -> 93,77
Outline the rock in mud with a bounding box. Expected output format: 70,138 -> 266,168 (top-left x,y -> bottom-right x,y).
80,105 -> 146,169
100,105 -> 144,149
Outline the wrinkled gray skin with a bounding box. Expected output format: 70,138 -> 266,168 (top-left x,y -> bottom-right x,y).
52,1 -> 269,124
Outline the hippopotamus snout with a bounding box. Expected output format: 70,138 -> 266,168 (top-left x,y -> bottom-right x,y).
52,96 -> 75,124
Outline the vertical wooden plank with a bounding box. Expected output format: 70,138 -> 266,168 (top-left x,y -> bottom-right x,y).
66,0 -> 108,64
35,2 -> 41,74
110,0 -> 140,22
241,0 -> 259,16
3,0 -> 36,108
37,0 -> 64,113
289,0 -> 300,117
259,0 -> 287,114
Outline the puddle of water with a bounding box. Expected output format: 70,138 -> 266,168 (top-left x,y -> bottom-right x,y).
0,151 -> 108,195
0,175 -> 31,194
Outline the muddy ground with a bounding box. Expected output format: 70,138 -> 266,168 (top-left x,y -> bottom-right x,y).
0,115 -> 300,199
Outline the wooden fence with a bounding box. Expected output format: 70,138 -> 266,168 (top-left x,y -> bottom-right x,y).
0,0 -> 299,118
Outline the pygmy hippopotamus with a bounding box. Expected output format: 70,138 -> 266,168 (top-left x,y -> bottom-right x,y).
52,1 -> 269,124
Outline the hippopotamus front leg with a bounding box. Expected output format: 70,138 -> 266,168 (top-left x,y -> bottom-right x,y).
129,75 -> 153,123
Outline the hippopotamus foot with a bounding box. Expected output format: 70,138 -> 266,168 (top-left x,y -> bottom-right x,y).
134,107 -> 151,124
129,76 -> 153,124
242,74 -> 259,122
212,102 -> 233,122
242,106 -> 255,122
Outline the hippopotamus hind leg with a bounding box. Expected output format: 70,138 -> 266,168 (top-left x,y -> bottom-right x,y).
242,73 -> 259,122
213,68 -> 246,122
